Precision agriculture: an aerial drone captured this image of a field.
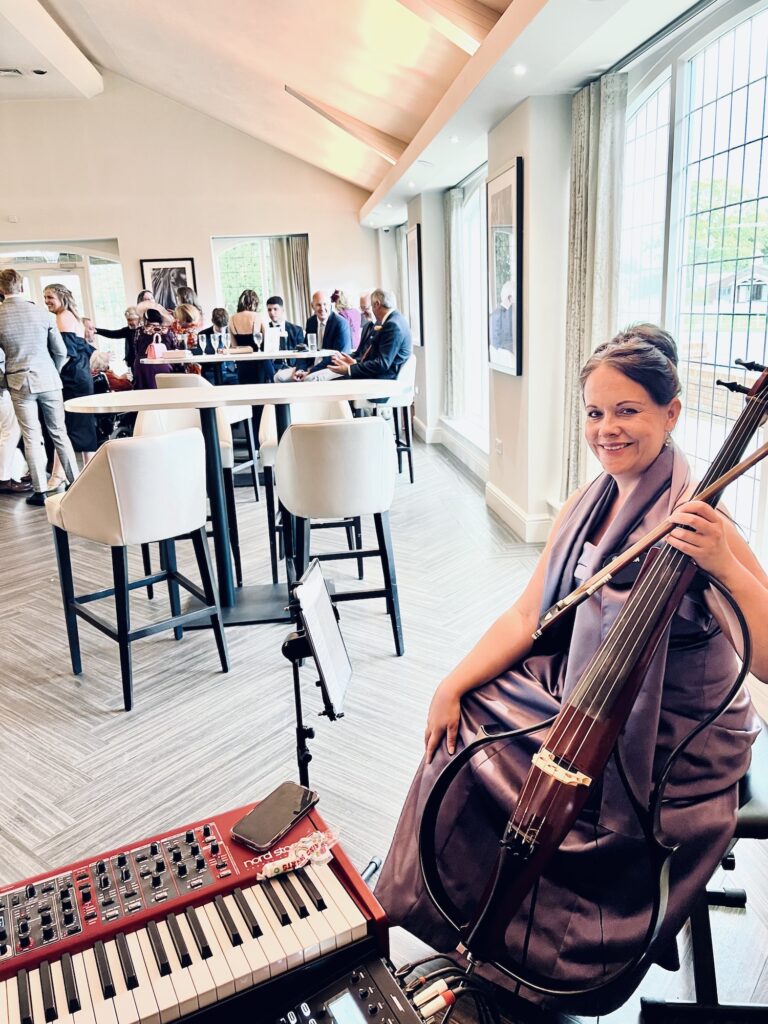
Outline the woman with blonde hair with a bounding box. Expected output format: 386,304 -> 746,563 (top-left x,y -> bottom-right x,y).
43,283 -> 97,483
331,288 -> 362,349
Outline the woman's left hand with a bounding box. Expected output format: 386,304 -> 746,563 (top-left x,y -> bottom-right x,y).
665,500 -> 734,579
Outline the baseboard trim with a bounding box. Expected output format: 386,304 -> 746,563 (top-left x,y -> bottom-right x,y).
485,483 -> 552,543
438,419 -> 489,482
413,416 -> 441,444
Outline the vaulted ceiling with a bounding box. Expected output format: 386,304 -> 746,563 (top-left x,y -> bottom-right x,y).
32,0 -> 512,191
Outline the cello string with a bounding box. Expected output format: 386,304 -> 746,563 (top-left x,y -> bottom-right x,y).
511,391 -> 766,832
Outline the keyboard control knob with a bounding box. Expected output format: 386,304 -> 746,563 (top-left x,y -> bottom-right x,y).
172,849 -> 182,863
203,825 -> 211,838
195,856 -> 205,870
25,884 -> 36,899
155,859 -> 165,874
0,928 -> 6,942
150,843 -> 159,856
19,934 -> 30,948
0,943 -> 7,956
82,888 -> 92,902
99,876 -> 110,890
121,868 -> 131,881
185,830 -> 194,843
63,911 -> 75,926
350,971 -> 359,982
151,876 -> 162,889
210,842 -> 219,855
19,921 -> 29,935
190,843 -> 200,856
42,925 -> 54,942
41,912 -> 52,926
117,854 -> 127,867
96,861 -> 106,874
367,1006 -> 377,1017
177,863 -> 188,877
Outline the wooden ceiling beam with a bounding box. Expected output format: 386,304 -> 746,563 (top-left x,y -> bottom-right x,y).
284,85 -> 407,165
393,0 -> 500,55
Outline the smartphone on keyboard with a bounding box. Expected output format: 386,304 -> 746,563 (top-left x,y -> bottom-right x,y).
230,782 -> 319,853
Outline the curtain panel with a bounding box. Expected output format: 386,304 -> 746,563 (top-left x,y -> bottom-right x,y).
395,223 -> 408,314
561,73 -> 628,498
270,235 -> 311,326
443,186 -> 465,419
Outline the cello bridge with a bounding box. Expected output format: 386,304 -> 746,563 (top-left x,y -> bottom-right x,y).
531,747 -> 592,787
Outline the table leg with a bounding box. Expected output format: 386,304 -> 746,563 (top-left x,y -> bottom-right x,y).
275,404 -> 296,584
214,364 -> 223,386
199,407 -> 235,608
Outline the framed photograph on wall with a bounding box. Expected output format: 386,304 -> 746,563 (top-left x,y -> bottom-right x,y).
140,257 -> 197,310
406,224 -> 424,346
487,157 -> 523,375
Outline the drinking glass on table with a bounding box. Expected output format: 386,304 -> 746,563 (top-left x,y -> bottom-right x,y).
253,331 -> 263,352
307,332 -> 318,352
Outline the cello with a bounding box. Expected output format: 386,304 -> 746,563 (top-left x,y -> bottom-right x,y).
418,360 -> 768,1002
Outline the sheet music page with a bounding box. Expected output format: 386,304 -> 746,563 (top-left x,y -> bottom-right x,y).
295,563 -> 352,713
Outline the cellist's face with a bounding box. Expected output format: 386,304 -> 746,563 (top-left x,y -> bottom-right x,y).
583,365 -> 680,483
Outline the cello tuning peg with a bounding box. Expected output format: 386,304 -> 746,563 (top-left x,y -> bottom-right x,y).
716,379 -> 751,394
735,358 -> 767,372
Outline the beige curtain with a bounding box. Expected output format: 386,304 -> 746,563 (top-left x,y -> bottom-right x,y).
443,186 -> 464,418
270,235 -> 311,325
395,223 -> 408,314
561,73 -> 628,498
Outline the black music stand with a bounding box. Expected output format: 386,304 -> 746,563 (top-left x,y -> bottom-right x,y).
281,559 -> 352,787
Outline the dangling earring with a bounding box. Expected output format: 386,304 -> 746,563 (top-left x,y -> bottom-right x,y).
664,431 -> 672,448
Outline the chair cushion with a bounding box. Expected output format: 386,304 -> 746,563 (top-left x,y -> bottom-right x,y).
45,492 -> 66,529
736,721 -> 768,839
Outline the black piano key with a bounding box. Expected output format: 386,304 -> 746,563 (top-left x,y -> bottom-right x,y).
147,920 -> 171,976
232,887 -> 261,938
40,961 -> 58,1022
61,953 -> 81,1013
17,968 -> 33,1024
184,907 -> 211,960
277,874 -> 309,918
94,940 -> 116,999
166,914 -> 192,968
213,895 -> 242,947
261,880 -> 290,926
115,932 -> 138,990
294,867 -> 326,911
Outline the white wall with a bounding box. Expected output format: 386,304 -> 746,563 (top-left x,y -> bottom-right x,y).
485,96 -> 571,541
0,71 -> 379,317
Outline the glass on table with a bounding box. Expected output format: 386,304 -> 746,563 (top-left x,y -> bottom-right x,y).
253,331 -> 264,352
307,333 -> 318,352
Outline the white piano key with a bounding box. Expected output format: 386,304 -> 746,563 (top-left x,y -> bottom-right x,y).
154,923 -> 197,1019
103,941 -> 139,1024
81,950 -> 118,1024
50,961 -> 74,1024
69,954 -> 97,1024
199,905 -> 252,993
6,976 -> 21,1024
302,866 -> 352,947
220,895 -> 270,985
183,909 -> 234,1003
123,933 -> 160,1024
27,967 -> 47,1024
135,930 -> 180,1024
237,887 -> 289,977
310,862 -> 368,940
279,877 -> 336,956
172,914 -> 218,1009
0,980 -> 9,1024
246,885 -> 304,970
261,884 -> 320,962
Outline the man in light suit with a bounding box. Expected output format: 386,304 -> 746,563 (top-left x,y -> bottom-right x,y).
0,269 -> 78,506
330,288 -> 412,380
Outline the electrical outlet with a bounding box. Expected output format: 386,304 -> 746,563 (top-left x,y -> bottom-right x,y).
494,438 -> 503,455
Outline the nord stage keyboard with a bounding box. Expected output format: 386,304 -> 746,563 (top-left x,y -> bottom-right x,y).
0,803 -> 395,1024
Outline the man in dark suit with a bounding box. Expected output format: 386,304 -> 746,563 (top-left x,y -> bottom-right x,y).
265,295 -> 305,363
359,291 -> 376,351
329,288 -> 411,380
304,291 -> 351,364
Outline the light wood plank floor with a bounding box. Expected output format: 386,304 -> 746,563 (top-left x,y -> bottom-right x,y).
0,439 -> 766,1022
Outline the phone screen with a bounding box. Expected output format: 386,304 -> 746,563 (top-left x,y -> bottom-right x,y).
231,782 -> 318,852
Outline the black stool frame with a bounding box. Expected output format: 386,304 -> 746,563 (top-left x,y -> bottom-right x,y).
51,526 -> 229,711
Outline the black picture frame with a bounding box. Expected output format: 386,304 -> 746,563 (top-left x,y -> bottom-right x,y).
140,257 -> 197,310
487,157 -> 523,375
406,223 -> 424,346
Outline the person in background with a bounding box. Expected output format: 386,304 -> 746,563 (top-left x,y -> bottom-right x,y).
229,289 -> 270,437
137,289 -> 154,304
359,291 -> 376,349
175,286 -> 203,319
196,308 -> 235,384
265,295 -> 304,377
173,303 -> 202,351
0,384 -> 30,493
94,306 -> 142,373
303,290 -> 351,373
326,288 -> 411,380
43,284 -> 97,485
133,308 -> 174,389
90,350 -> 132,392
0,268 -> 78,506
332,288 -> 362,350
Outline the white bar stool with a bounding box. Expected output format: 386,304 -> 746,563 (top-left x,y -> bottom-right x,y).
276,416 -> 404,655
353,354 -> 417,482
259,400 -> 362,584
156,373 -> 259,501
46,430 -> 229,711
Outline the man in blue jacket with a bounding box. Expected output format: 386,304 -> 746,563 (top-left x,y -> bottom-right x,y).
329,289 -> 411,379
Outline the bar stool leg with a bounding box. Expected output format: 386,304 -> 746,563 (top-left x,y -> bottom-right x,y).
223,468 -> 243,588
264,466 -> 279,585
243,418 -> 260,502
403,406 -> 414,484
161,538 -> 183,640
295,516 -> 311,579
191,527 -> 230,672
374,511 -> 404,656
111,546 -> 134,711
52,526 -> 82,675
354,516 -> 363,579
393,407 -> 403,474
141,543 -> 154,599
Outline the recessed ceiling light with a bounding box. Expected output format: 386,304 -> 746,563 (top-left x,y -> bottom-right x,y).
386,203 -> 393,208
512,64 -> 527,76
449,135 -> 459,144
407,180 -> 416,189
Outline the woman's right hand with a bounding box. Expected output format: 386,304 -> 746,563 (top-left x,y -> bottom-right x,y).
424,680 -> 462,764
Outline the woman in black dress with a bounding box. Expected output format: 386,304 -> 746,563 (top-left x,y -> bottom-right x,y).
43,284 -> 97,484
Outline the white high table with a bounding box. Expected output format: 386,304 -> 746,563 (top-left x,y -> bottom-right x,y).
65,379 -> 407,625
141,349 -> 335,385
